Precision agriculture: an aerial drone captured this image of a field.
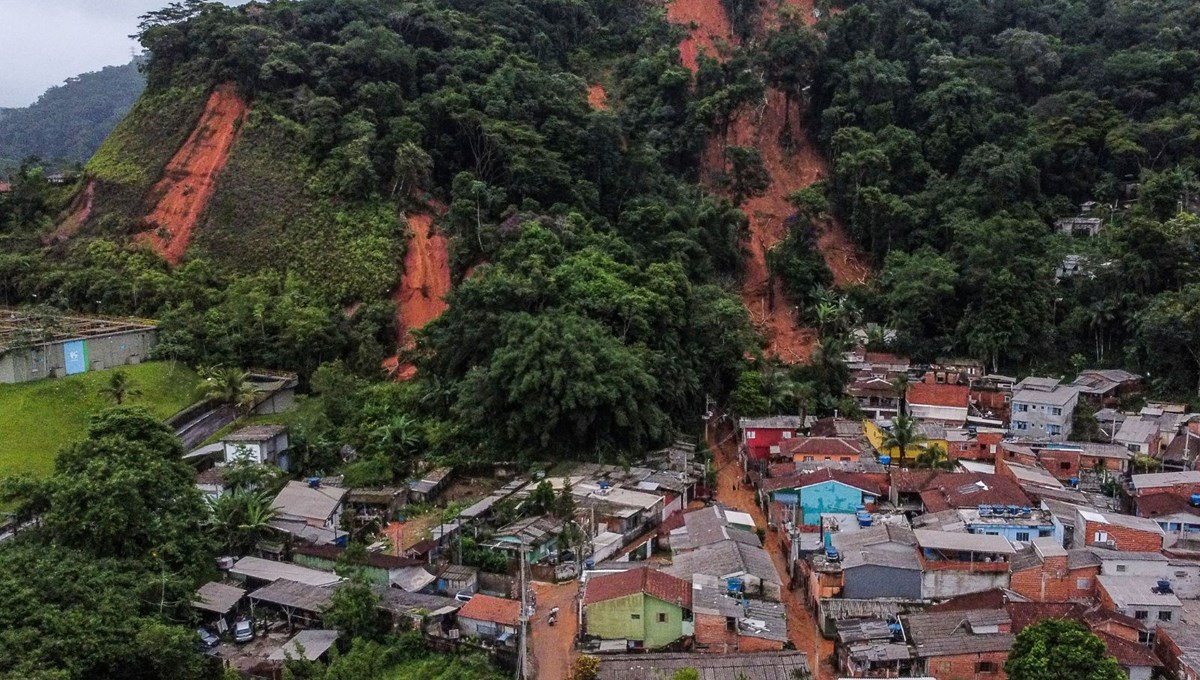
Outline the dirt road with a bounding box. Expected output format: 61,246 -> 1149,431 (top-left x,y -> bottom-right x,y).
529,580 -> 580,680
708,419 -> 835,679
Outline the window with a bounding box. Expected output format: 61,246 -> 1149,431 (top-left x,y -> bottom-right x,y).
1139,631 -> 1155,645
1014,421 -> 1028,431
1039,529 -> 1053,537
782,431 -> 792,439
1060,461 -> 1071,470
657,613 -> 667,623
1015,403 -> 1029,413
1176,571 -> 1188,578
1016,532 -> 1030,542
1047,424 -> 1062,436
1076,578 -> 1092,590
1134,610 -> 1148,620
976,661 -> 997,673
840,457 -> 851,462
1158,611 -> 1173,622
1051,407 -> 1062,416
726,617 -> 736,632
803,456 -> 814,462
1094,531 -> 1109,543
1116,564 -> 1127,573
631,614 -> 641,620
746,431 -> 756,440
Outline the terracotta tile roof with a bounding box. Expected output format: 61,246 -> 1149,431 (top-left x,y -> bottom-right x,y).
760,468 -> 881,495
457,593 -> 521,627
779,436 -> 862,457
891,470 -> 940,494
1136,493 -> 1200,519
1096,630 -> 1163,668
866,352 -> 909,365
914,472 -> 1031,512
768,462 -> 798,477
1007,602 -> 1085,634
584,568 -> 692,609
907,382 -> 970,409
929,588 -> 1017,613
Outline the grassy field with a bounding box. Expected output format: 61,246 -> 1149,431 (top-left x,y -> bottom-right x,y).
0,362 -> 199,477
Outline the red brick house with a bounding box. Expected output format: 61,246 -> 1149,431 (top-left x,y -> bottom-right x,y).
1155,623 -> 1200,680
946,428 -> 1006,462
907,375 -> 971,427
904,608 -> 1012,679
1008,538 -> 1100,602
1074,507 -> 1165,552
738,416 -> 803,467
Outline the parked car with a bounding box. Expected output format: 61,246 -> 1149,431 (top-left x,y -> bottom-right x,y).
233,619 -> 255,644
454,591 -> 474,603
197,627 -> 220,650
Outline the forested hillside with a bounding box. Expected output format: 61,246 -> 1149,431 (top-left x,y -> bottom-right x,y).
0,59 -> 146,170
815,0 -> 1200,393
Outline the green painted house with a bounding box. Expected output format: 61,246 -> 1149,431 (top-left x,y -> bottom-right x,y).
582,568 -> 694,650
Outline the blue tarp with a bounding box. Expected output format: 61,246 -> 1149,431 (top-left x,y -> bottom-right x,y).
63,340 -> 88,375
496,632 -> 512,643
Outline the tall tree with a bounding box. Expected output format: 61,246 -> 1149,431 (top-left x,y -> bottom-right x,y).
1005,619 -> 1123,680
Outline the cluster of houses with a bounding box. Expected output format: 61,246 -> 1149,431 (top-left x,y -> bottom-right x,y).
188,427 -> 712,674
733,351 -> 1200,679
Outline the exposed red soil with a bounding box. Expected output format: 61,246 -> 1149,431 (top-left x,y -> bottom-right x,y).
669,0 -> 867,363
708,416 -> 835,679
667,0 -> 733,73
46,180 -> 94,243
586,84 -> 609,110
384,211 -> 451,380
139,84 -> 247,265
529,580 -> 580,680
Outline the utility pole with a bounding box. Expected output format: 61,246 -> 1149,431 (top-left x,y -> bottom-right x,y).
516,545 -> 528,680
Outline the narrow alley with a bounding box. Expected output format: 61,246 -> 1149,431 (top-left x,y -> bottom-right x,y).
529,580 -> 579,680
708,418 -> 835,680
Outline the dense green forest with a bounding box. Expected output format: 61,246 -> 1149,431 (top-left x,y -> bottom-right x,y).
4,0 -> 1200,675
814,0 -> 1200,393
0,59 -> 146,172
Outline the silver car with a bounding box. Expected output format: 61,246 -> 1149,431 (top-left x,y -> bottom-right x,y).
233,619 -> 255,644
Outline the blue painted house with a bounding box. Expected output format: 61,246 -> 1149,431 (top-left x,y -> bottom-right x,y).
761,470 -> 881,526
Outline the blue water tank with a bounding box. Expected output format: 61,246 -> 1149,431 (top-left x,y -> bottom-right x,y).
1191,493 -> 1200,507
1069,477 -> 1079,487
855,505 -> 866,513
857,514 -> 872,528
306,477 -> 321,488
880,455 -> 892,466
584,559 -> 595,570
727,577 -> 744,594
825,546 -> 841,561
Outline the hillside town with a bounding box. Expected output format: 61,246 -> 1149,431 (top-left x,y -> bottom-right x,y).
7,314 -> 1193,679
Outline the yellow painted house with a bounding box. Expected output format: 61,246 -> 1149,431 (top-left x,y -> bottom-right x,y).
863,420 -> 948,466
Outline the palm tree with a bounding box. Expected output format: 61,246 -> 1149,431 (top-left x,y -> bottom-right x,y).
201,366 -> 258,413
882,414 -> 925,464
890,374 -> 910,417
99,370 -> 141,405
793,381 -> 816,432
914,444 -> 955,470
370,414 -> 421,455
237,492 -> 278,548
760,367 -> 795,415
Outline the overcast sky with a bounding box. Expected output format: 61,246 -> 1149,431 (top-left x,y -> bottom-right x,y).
0,1 -> 243,108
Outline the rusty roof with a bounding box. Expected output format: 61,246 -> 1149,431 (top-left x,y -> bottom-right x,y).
457,593 -> 521,627
779,436 -> 863,457
584,567 -> 692,609
760,468 -> 881,495
907,382 -> 970,409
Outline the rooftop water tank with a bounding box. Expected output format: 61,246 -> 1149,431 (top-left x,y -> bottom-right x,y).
825,546 -> 841,562
727,577 -> 744,594
1191,493 -> 1200,507
880,455 -> 892,466
306,477 -> 321,489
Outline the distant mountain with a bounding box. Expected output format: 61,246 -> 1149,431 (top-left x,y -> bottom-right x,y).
0,59 -> 146,167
